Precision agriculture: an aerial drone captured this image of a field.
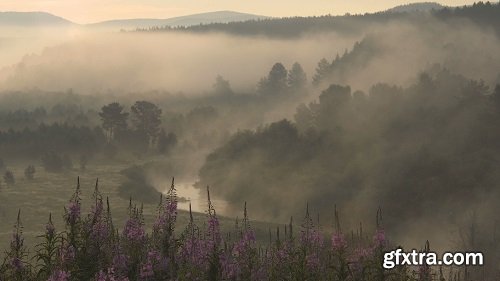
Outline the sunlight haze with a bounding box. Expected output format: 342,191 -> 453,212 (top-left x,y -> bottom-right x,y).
0,0 -> 480,23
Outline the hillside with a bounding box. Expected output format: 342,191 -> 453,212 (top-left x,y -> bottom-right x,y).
89,11 -> 269,30
0,10 -> 267,30
386,2 -> 445,13
0,11 -> 73,26
146,2 -> 500,38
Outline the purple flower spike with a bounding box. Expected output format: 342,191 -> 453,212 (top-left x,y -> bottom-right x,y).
47,270 -> 71,281
373,228 -> 386,247
331,232 -> 347,251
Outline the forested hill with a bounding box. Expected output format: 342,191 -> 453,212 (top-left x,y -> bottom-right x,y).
386,2 -> 444,13
137,2 -> 500,37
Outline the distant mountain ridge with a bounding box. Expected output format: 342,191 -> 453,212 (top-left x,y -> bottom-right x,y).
0,10 -> 268,30
89,11 -> 270,30
0,11 -> 73,26
0,4 -> 448,29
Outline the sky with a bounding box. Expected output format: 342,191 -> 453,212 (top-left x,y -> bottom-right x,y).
0,0 -> 480,24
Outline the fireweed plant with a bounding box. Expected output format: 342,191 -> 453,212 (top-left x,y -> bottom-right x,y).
0,178 -> 468,281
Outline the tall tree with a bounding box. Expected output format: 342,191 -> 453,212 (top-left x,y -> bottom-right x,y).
4,170 -> 15,185
312,58 -> 332,86
258,62 -> 288,95
131,101 -> 162,147
288,62 -> 307,91
99,102 -> 129,143
212,75 -> 234,96
158,129 -> 178,154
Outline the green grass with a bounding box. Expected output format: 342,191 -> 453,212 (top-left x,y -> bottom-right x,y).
0,160 -> 278,255
0,161 -> 131,250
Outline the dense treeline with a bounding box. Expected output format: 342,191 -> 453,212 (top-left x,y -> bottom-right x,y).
137,2 -> 500,37
310,38 -> 377,87
0,60 -> 312,161
0,105 -> 91,130
435,1 -> 500,26
0,123 -> 104,158
198,68 -> 500,240
0,59 -> 311,198
139,12 -> 415,37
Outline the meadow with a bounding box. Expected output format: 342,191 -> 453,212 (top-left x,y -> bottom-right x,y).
0,159 -> 277,260
0,167 -> 473,281
0,2 -> 499,280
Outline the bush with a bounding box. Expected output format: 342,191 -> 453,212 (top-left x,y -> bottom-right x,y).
0,182 -> 438,281
41,151 -> 64,173
24,165 -> 36,180
4,170 -> 15,185
158,130 -> 177,154
41,152 -> 72,173
118,165 -> 161,203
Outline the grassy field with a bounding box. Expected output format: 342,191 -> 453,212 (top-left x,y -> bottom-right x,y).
0,159 -> 278,256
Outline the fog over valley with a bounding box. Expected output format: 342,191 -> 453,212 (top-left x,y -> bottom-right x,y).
0,3 -> 499,280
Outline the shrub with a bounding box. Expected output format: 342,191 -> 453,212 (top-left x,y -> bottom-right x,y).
0,181 -> 407,281
158,130 -> 177,154
24,165 -> 35,180
41,152 -> 72,173
118,165 -> 161,203
4,170 -> 15,185
41,151 -> 64,173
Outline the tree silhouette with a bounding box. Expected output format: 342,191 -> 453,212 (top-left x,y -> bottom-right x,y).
131,101 -> 162,148
319,84 -> 352,106
258,63 -> 288,95
312,58 -> 332,86
212,75 -> 233,96
24,165 -> 35,180
41,151 -> 64,173
288,62 -> 307,91
158,129 -> 178,154
4,170 -> 15,185
99,103 -> 129,143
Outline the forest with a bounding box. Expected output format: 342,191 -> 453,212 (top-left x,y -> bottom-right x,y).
0,1 -> 499,280
141,2 -> 500,37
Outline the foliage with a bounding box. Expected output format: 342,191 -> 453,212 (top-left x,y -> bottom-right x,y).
118,165 -> 162,204
24,165 -> 36,180
0,123 -> 105,159
157,129 -> 177,154
99,103 -> 129,143
130,101 -> 162,146
4,170 -> 15,185
0,180 -> 470,281
258,63 -> 288,95
41,152 -> 72,173
288,62 -> 308,91
140,2 -> 500,38
213,75 -> 234,97
198,68 -> 500,230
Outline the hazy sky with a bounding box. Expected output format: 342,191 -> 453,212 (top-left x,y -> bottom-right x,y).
0,0 -> 479,24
